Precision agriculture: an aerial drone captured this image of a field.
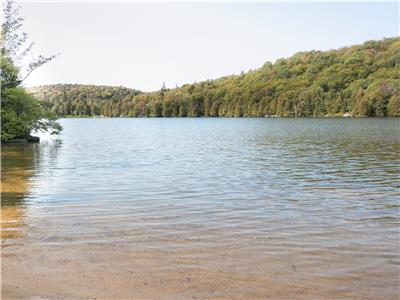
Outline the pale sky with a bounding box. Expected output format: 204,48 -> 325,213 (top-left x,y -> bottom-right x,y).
17,1 -> 400,92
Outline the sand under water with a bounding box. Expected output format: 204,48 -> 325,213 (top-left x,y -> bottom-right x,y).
2,118 -> 399,299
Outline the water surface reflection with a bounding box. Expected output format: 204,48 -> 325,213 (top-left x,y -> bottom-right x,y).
1,118 -> 399,299
1,141 -> 61,241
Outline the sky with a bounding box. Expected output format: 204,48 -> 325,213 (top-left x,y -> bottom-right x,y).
16,1 -> 400,92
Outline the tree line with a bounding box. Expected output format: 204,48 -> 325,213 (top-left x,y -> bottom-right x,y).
31,37 -> 400,118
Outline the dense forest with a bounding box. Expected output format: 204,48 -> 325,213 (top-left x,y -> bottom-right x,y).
28,84 -> 142,117
30,37 -> 400,118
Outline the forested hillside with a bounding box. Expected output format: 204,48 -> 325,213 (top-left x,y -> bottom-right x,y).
30,37 -> 400,117
29,84 -> 142,117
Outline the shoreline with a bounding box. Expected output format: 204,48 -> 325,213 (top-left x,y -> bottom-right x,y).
1,135 -> 40,144
56,115 -> 392,119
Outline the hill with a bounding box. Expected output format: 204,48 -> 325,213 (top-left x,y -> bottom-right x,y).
29,37 -> 400,117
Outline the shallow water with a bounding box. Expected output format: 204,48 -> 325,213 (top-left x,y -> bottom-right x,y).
2,118 -> 400,299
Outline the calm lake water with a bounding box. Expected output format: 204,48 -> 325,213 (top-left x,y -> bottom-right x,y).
2,118 -> 400,299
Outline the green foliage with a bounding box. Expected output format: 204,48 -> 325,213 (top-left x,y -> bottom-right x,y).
388,95 -> 400,117
1,0 -> 61,141
0,55 -> 18,88
30,37 -> 400,118
1,88 -> 62,141
29,84 -> 142,117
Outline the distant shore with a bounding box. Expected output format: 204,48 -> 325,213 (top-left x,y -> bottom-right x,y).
57,114 -> 384,119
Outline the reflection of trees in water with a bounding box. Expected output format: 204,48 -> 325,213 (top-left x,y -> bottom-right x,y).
1,144 -> 37,241
1,141 -> 61,240
2,144 -> 37,205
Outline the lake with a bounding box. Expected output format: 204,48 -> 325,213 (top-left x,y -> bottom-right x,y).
2,118 -> 399,299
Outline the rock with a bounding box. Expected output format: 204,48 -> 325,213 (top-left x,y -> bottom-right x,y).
26,135 -> 40,142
